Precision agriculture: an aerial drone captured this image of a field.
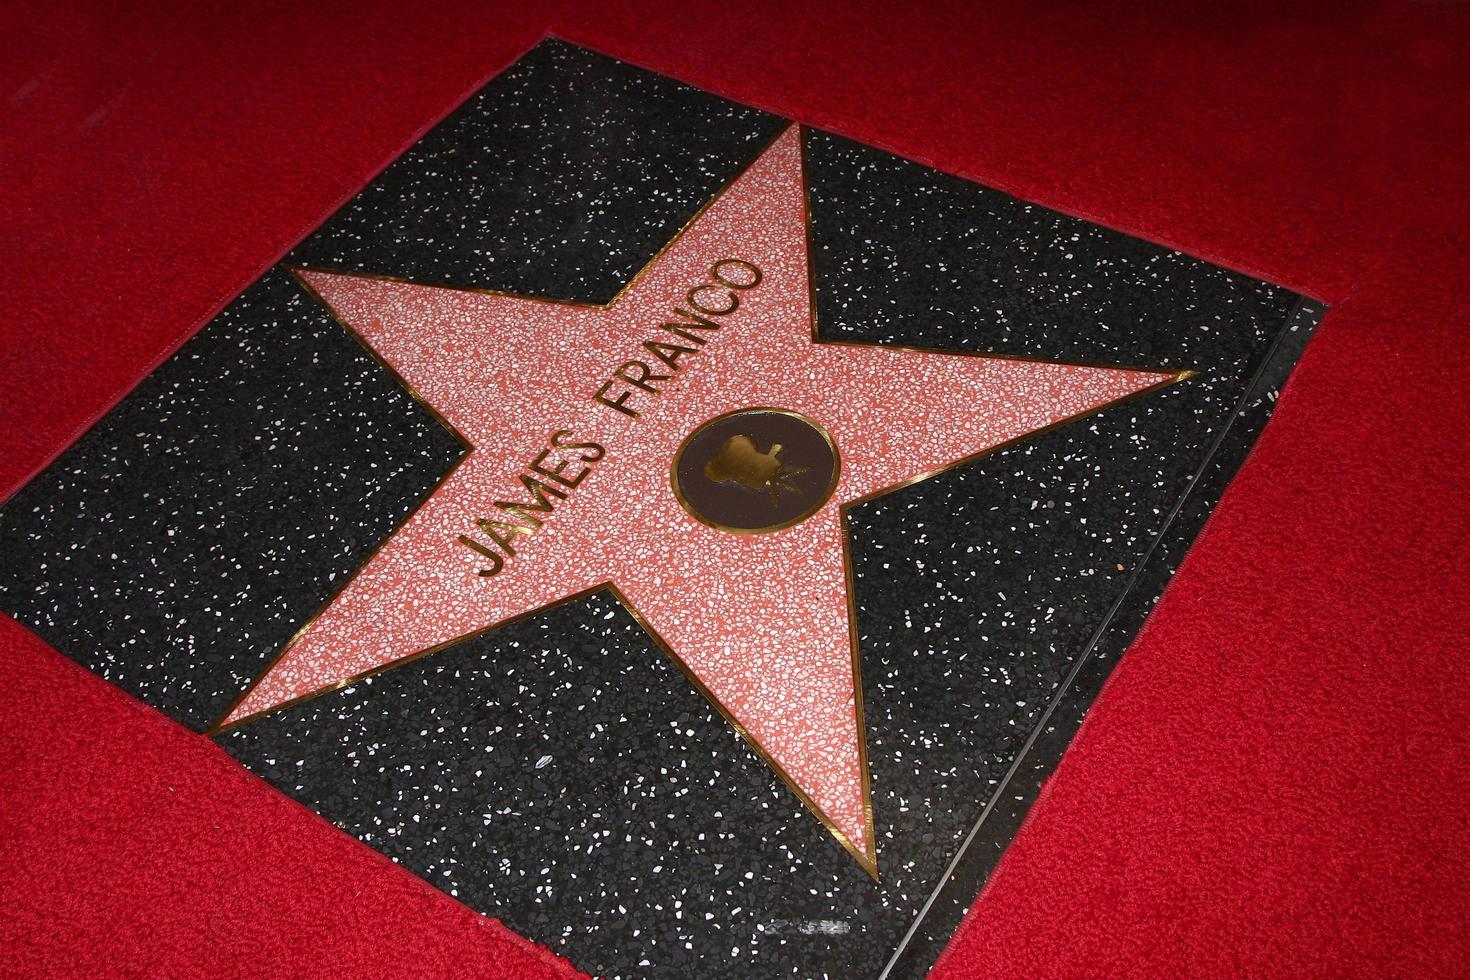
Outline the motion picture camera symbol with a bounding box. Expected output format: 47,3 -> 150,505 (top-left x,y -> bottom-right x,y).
671,407 -> 841,534
704,434 -> 809,505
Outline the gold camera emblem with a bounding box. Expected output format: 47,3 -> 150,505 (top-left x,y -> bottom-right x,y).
672,407 -> 839,534
703,434 -> 808,504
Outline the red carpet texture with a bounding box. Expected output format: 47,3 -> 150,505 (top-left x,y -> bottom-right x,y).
3,1 -> 1467,976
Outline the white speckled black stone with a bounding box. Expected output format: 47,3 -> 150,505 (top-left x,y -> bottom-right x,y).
878,299 -> 1323,978
0,269 -> 464,731
287,40 -> 787,300
0,38 -> 1322,980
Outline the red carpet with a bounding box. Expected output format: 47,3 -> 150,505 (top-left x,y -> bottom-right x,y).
3,2 -> 1467,975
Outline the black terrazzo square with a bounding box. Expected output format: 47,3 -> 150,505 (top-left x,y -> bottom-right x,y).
0,38 -> 1322,979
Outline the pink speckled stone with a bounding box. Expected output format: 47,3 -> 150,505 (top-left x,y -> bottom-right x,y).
224,126 -> 1175,871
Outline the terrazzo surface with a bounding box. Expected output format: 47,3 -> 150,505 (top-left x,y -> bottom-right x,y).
0,38 -> 1316,979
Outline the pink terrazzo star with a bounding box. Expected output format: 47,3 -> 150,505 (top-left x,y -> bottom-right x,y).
217,125 -> 1183,875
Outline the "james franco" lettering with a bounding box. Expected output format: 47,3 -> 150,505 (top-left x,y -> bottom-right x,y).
592,258 -> 763,418
455,258 -> 763,577
456,430 -> 605,577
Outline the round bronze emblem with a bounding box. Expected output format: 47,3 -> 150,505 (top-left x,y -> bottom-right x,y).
671,407 -> 840,534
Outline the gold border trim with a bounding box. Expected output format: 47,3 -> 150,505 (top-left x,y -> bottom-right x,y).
211,124 -> 1194,880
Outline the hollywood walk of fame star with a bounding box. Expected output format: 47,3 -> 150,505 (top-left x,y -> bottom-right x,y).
214,125 -> 1186,876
